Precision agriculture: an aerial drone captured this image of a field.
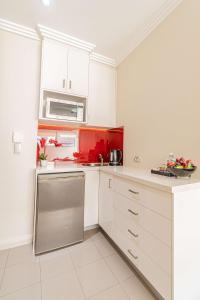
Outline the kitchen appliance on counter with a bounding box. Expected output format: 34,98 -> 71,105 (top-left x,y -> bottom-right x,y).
109,149 -> 123,166
34,172 -> 85,255
46,97 -> 85,122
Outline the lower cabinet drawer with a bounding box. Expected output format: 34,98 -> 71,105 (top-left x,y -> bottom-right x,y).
113,177 -> 172,219
112,228 -> 140,268
139,250 -> 171,300
112,228 -> 171,300
113,208 -> 171,275
113,192 -> 171,246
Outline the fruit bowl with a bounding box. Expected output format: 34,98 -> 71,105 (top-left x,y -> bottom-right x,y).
167,166 -> 197,178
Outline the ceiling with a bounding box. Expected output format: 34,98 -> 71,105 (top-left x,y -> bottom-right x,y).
0,0 -> 181,63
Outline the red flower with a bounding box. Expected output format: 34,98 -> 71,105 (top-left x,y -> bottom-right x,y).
49,139 -> 62,147
40,138 -> 46,148
49,139 -> 56,145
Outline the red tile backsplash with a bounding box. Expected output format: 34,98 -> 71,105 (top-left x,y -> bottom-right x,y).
38,124 -> 124,164
77,127 -> 123,163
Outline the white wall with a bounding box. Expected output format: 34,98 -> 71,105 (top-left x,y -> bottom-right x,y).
117,0 -> 200,178
0,30 -> 40,249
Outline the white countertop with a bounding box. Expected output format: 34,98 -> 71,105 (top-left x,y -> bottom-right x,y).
36,163 -> 100,174
36,164 -> 200,193
100,166 -> 200,193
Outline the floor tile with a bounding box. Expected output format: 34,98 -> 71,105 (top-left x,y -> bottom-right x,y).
0,283 -> 41,300
105,254 -> 132,282
121,274 -> 156,300
77,259 -> 117,298
84,228 -> 100,242
6,244 -> 38,267
70,241 -> 101,268
90,232 -> 104,241
88,284 -> 129,300
0,251 -> 9,269
0,262 -> 40,296
40,251 -> 74,281
93,236 -> 116,257
42,271 -> 85,300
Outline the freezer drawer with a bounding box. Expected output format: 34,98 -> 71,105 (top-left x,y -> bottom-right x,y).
35,172 -> 85,254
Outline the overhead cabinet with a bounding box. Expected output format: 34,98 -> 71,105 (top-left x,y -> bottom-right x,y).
87,60 -> 116,128
41,39 -> 90,97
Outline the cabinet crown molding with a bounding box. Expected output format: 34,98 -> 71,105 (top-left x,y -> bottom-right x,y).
0,18 -> 39,40
90,53 -> 116,67
38,24 -> 96,52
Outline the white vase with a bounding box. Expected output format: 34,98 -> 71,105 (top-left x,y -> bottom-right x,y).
40,160 -> 48,167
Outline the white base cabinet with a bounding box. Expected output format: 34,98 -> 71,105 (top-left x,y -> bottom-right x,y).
84,170 -> 99,228
98,172 -> 114,237
99,169 -> 200,300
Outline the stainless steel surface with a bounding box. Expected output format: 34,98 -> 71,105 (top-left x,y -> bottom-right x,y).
128,209 -> 139,216
127,249 -> 138,260
99,154 -> 104,166
69,80 -> 72,89
108,178 -> 112,189
128,189 -> 139,195
128,229 -> 139,238
109,149 -> 123,166
46,98 -> 84,121
35,172 -> 85,255
81,163 -> 109,167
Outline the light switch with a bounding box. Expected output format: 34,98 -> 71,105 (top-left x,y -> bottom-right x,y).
13,132 -> 24,143
13,132 -> 24,154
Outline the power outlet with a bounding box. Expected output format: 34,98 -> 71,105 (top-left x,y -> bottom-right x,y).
134,155 -> 142,163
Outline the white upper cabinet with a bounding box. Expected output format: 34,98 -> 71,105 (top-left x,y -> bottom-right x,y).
68,47 -> 89,97
41,39 -> 68,92
87,60 -> 116,128
41,39 -> 90,97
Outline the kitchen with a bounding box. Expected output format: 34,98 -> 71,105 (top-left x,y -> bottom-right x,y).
1,0 -> 200,300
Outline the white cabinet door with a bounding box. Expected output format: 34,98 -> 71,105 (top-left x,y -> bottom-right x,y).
67,47 -> 89,97
99,172 -> 114,236
88,61 -> 116,127
84,170 -> 99,228
41,39 -> 68,92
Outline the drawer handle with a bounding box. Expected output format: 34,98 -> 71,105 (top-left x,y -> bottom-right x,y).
62,79 -> 66,88
128,209 -> 139,216
108,178 -> 112,189
128,189 -> 139,195
127,249 -> 138,260
128,229 -> 139,238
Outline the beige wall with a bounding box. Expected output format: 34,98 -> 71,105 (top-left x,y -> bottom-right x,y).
117,0 -> 200,177
0,30 -> 40,249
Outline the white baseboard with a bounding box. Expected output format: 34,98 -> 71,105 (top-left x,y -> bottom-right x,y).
84,224 -> 99,231
0,234 -> 32,250
0,226 -> 99,250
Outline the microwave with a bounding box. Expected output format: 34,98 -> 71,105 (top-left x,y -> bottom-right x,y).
46,98 -> 85,122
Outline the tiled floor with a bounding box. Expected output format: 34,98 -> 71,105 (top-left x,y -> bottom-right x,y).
0,231 -> 156,300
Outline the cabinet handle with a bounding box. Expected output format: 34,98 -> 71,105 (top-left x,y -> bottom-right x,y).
128,229 -> 139,238
128,189 -> 139,195
108,178 -> 112,189
127,249 -> 138,260
128,209 -> 139,216
69,80 -> 72,89
62,79 -> 66,89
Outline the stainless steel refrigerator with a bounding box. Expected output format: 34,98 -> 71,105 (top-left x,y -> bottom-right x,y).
34,172 -> 85,255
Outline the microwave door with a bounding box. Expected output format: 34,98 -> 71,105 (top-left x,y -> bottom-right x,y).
46,100 -> 78,121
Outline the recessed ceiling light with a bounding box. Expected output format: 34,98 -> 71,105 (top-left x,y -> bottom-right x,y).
41,0 -> 51,7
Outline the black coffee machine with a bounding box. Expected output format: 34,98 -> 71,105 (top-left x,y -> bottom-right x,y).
109,149 -> 123,166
